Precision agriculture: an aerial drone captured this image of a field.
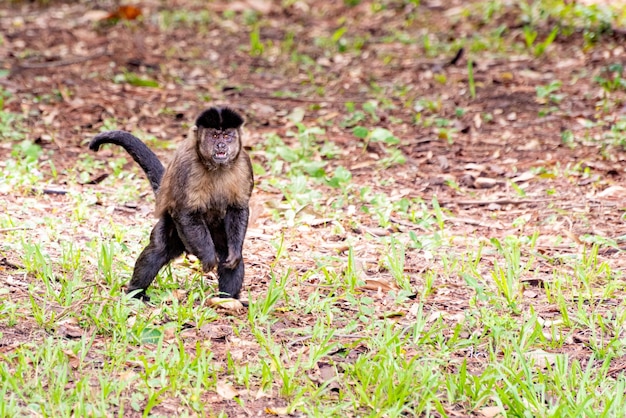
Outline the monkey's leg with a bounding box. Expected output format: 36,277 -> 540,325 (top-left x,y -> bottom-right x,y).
211,206 -> 249,299
217,258 -> 245,299
213,236 -> 244,299
222,206 -> 250,269
127,215 -> 184,299
172,210 -> 218,272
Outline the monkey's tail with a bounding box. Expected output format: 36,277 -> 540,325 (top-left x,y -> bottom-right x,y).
89,130 -> 165,192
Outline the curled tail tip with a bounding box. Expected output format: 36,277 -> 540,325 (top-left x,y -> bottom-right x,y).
89,133 -> 114,151
89,130 -> 126,151
88,138 -> 102,151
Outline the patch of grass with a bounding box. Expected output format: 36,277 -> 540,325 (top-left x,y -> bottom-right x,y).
157,8 -> 212,30
523,25 -> 559,56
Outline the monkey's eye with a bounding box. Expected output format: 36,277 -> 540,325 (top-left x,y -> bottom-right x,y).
224,132 -> 236,142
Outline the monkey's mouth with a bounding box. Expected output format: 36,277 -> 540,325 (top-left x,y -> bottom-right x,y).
213,152 -> 229,162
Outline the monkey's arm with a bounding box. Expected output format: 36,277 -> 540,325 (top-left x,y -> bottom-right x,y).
223,206 -> 250,269
89,131 -> 165,192
172,210 -> 219,271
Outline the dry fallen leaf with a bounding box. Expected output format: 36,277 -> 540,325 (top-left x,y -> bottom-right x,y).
464,163 -> 487,171
63,350 -> 81,369
0,342 -> 20,354
216,381 -> 239,400
208,297 -> 245,313
317,361 -> 341,392
82,10 -> 110,22
517,139 -> 540,151
474,177 -> 498,189
479,406 -> 505,417
106,5 -> 142,21
119,370 -> 138,383
58,319 -> 85,339
265,406 -> 290,415
511,171 -> 535,183
597,185 -> 626,199
525,349 -> 559,368
198,323 -> 233,340
357,278 -> 399,293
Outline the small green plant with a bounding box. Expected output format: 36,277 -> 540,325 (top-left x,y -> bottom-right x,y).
326,166 -> 352,189
467,59 -> 476,99
0,109 -> 24,140
536,80 -> 563,104
249,24 -> 265,56
343,247 -> 361,292
523,26 -> 558,56
489,236 -> 536,312
595,63 -> 626,93
352,126 -> 406,168
385,237 -> 411,291
248,268 -> 289,322
561,129 -> 575,148
603,116 -> 626,148
158,9 -> 212,29
113,71 -> 159,88
536,80 -> 564,116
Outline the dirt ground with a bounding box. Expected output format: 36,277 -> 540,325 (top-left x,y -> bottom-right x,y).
3,0 -> 626,414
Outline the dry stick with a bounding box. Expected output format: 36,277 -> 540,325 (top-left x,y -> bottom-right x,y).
389,217 -> 429,231
16,49 -> 110,70
0,257 -> 24,269
0,227 -> 33,233
42,188 -> 68,195
286,333 -> 366,347
236,91 -> 372,104
440,198 -> 553,206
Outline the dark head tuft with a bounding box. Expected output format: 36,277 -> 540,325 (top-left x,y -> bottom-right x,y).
195,107 -> 244,130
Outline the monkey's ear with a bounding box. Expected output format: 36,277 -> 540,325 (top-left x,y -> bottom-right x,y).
191,125 -> 198,132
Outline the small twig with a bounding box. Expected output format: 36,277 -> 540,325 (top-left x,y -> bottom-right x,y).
0,257 -> 24,269
16,49 -> 110,70
285,333 -> 366,347
42,188 -> 68,195
0,227 -> 33,233
440,198 -> 553,206
389,217 -> 429,231
237,91 -> 371,104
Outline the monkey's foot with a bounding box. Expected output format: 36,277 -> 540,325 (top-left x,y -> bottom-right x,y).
127,287 -> 150,302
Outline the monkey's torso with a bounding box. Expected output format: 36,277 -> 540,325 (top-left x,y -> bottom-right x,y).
155,136 -> 254,220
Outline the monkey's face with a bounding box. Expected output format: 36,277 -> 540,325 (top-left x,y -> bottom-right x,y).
198,128 -> 241,166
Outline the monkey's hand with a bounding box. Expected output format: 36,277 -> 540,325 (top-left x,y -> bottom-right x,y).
201,254 -> 219,272
173,211 -> 219,272
223,253 -> 241,269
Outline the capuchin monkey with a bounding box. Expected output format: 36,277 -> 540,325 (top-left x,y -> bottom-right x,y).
89,107 -> 253,301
